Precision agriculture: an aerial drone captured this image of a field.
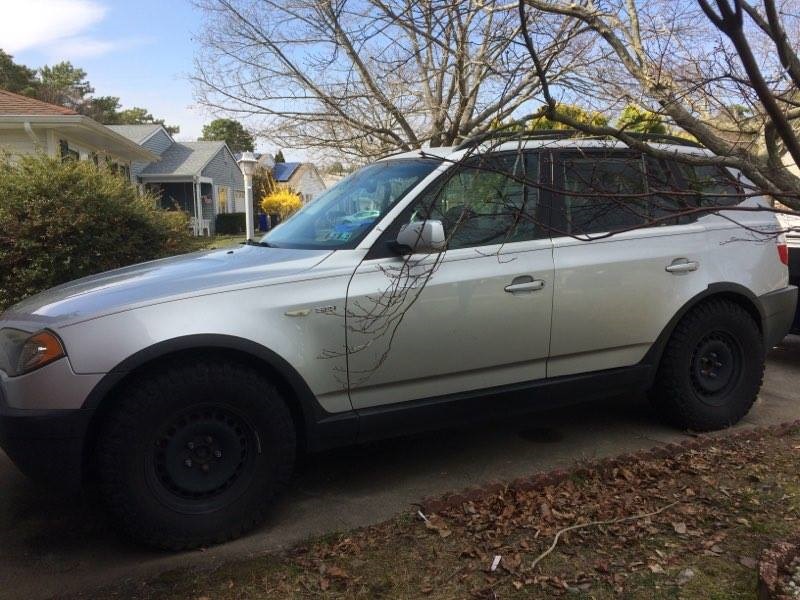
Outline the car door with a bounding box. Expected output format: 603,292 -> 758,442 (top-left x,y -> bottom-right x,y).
548,148 -> 710,378
346,151 -> 555,410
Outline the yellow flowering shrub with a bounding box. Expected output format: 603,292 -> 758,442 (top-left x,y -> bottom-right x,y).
260,187 -> 303,219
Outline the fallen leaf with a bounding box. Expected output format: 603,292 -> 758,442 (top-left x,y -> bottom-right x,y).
648,563 -> 665,574
676,568 -> 695,585
424,515 -> 452,538
326,566 -> 349,580
739,556 -> 758,569
672,522 -> 688,535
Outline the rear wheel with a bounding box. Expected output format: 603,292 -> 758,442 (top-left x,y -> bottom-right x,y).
650,298 -> 764,431
96,356 -> 295,550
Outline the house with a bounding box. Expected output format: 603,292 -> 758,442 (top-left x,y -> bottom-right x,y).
0,89 -> 244,236
0,89 -> 157,177
109,124 -> 245,235
239,152 -> 327,203
273,162 -> 327,203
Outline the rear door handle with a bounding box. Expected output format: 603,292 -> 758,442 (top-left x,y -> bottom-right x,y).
665,259 -> 699,273
504,276 -> 545,293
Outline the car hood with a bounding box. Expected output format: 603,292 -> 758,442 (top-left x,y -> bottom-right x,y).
3,245 -> 332,326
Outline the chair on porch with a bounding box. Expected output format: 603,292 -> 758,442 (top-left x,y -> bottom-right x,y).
189,216 -> 212,237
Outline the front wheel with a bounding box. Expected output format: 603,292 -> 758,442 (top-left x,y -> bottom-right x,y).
650,298 -> 764,431
96,357 -> 296,550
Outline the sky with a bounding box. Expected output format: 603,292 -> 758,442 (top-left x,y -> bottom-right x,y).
0,0 -> 287,155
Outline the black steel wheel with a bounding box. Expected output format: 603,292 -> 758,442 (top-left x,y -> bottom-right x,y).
150,404 -> 259,512
689,332 -> 742,405
96,356 -> 295,550
650,298 -> 764,431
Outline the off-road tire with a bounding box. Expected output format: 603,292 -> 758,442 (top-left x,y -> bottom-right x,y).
650,298 -> 764,431
96,356 -> 295,550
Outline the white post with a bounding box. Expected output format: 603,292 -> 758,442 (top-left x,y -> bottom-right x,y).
244,172 -> 255,241
237,152 -> 258,241
194,179 -> 202,237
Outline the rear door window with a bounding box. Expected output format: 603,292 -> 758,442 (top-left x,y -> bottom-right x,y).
645,157 -> 697,225
556,153 -> 648,235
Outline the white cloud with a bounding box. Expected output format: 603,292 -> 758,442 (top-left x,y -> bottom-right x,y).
0,0 -> 107,54
46,35 -> 147,60
51,36 -> 116,59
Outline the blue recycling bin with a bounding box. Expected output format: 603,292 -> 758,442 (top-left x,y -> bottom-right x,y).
258,213 -> 268,231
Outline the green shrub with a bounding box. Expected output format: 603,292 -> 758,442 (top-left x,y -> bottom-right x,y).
0,153 -> 194,310
215,212 -> 246,234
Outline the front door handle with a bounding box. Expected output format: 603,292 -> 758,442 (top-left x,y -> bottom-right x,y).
665,259 -> 699,273
504,276 -> 546,293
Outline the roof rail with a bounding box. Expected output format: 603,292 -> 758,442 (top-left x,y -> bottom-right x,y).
453,128 -> 703,151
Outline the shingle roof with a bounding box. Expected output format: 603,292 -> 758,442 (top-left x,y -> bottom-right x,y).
140,141 -> 226,176
0,89 -> 78,116
107,124 -> 164,144
273,162 -> 301,181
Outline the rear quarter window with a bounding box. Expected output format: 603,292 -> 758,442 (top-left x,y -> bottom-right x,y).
673,163 -> 744,208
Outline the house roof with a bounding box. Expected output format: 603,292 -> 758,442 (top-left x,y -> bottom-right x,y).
0,89 -> 78,116
0,89 -> 158,162
140,141 -> 228,177
107,123 -> 166,144
273,162 -> 301,181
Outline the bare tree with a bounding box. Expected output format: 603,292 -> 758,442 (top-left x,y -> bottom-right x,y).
193,0 -> 584,159
513,0 -> 800,208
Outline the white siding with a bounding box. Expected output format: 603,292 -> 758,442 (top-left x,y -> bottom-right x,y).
0,127 -> 132,181
0,130 -> 41,158
289,165 -> 327,203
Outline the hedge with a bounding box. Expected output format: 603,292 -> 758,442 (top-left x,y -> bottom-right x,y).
0,154 -> 194,311
215,212 -> 246,234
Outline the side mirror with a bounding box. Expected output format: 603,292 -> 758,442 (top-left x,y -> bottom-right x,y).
391,219 -> 447,254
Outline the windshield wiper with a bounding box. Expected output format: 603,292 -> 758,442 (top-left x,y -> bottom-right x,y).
241,239 -> 274,248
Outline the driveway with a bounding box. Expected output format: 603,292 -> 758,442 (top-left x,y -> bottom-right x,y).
2,338 -> 799,600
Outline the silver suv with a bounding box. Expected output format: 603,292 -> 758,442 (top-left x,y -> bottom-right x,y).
0,136 -> 796,549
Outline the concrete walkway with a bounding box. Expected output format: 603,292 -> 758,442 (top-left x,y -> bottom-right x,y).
2,338 -> 799,599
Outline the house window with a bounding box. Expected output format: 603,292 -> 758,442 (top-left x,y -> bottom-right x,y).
235,190 -> 245,212
104,158 -> 131,181
59,139 -> 79,162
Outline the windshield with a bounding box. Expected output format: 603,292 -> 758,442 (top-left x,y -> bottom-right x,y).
261,158 -> 440,249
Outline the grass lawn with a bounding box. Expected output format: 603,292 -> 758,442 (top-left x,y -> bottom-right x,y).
77,425 -> 800,599
185,234 -> 247,252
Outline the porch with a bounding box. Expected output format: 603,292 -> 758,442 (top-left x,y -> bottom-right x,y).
143,178 -> 216,236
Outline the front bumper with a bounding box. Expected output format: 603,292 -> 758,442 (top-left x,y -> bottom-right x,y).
760,285 -> 799,349
0,395 -> 93,490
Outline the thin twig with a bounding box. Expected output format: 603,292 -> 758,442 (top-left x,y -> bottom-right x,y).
530,500 -> 681,571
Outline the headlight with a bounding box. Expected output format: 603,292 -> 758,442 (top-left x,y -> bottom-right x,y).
0,329 -> 66,376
